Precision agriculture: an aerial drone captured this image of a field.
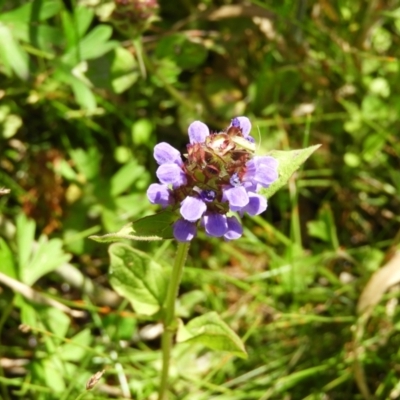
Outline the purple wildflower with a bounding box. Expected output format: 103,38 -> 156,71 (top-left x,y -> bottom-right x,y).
146,116 -> 279,242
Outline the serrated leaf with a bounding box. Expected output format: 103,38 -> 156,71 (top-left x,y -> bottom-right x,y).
108,243 -> 168,315
176,311 -> 247,358
260,144 -> 321,199
89,211 -> 176,242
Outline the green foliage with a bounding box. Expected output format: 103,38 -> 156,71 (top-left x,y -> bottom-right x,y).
0,0 -> 400,399
89,211 -> 176,242
108,243 -> 168,315
177,312 -> 247,359
262,145 -> 321,199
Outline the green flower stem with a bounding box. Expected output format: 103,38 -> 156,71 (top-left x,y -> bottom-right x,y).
158,241 -> 190,400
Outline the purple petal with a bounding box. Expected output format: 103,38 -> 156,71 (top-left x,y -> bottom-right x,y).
224,216 -> 243,241
253,156 -> 279,187
173,219 -> 197,242
180,196 -> 207,222
202,213 -> 228,237
231,117 -> 240,128
244,156 -> 278,188
154,142 -> 182,165
156,164 -> 187,188
147,183 -> 173,207
243,158 -> 257,180
243,180 -> 259,193
235,116 -> 252,137
188,121 -> 209,144
243,193 -> 267,216
222,186 -> 249,208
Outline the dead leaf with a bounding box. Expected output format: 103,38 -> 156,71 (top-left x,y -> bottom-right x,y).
357,251 -> 400,315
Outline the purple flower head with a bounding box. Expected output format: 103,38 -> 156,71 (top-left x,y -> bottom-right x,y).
148,116 -> 279,242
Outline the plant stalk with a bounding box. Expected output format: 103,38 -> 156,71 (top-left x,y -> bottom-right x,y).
158,241 -> 190,400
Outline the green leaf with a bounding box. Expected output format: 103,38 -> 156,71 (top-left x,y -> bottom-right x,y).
70,76 -> 97,111
59,328 -> 92,361
16,214 -> 71,285
108,243 -> 168,315
176,311 -> 247,358
260,145 -> 321,199
69,147 -> 101,181
60,7 -> 94,51
42,357 -> 66,392
74,6 -> 95,38
21,235 -> 71,286
0,23 -> 29,80
0,0 -> 62,24
131,118 -> 153,146
0,106 -> 23,139
0,238 -> 17,279
110,160 -> 141,197
16,213 -> 36,278
89,211 -> 176,242
62,25 -> 117,66
111,46 -> 139,93
87,47 -> 139,93
155,34 -> 208,70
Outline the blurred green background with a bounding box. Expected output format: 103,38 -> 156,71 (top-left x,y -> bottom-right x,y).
0,0 -> 399,399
